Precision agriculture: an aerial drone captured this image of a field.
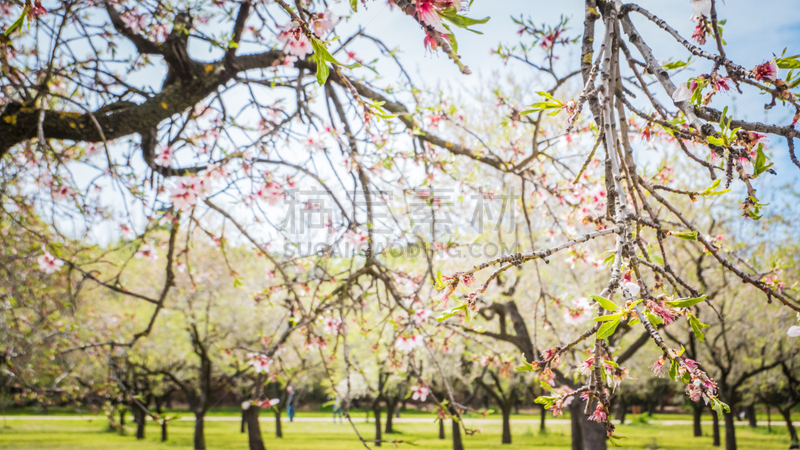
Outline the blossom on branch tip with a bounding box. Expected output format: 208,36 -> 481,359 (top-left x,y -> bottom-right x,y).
753,60 -> 779,82
691,0 -> 711,17
248,353 -> 273,373
672,83 -> 693,102
588,404 -> 607,422
135,244 -> 158,262
788,326 -> 800,337
416,0 -> 448,34
38,250 -> 63,274
410,384 -> 429,401
310,9 -> 339,37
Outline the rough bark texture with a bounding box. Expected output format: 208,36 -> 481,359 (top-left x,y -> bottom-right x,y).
780,408 -> 798,446
540,403 -> 546,432
373,404 -> 382,447
581,409 -> 608,450
693,403 -> 703,437
746,404 -> 757,428
135,407 -> 146,440
451,418 -> 464,450
385,398 -> 395,434
615,398 -> 626,425
723,411 -> 737,450
570,402 -> 584,450
501,406 -> 512,444
242,406 -> 266,450
194,412 -> 206,450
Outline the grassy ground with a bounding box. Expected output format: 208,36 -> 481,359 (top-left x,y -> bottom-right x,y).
0,411 -> 796,450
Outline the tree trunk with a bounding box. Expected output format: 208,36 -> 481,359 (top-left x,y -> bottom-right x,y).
241,409 -> 246,433
692,403 -> 703,437
540,403 -> 546,433
746,404 -> 756,428
275,408 -> 283,438
501,405 -> 512,444
711,408 -> 721,447
373,403 -> 382,447
385,398 -> 395,434
439,419 -> 446,439
570,401 -> 584,450
615,398 -> 626,425
779,408 -> 798,446
723,410 -> 737,450
135,407 -> 146,440
119,409 -> 126,427
451,417 -> 464,450
161,420 -> 168,442
194,412 -> 206,450
766,405 -> 771,432
242,405 -> 266,450
581,411 -> 607,450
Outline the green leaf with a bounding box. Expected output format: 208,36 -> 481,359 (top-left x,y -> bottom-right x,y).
665,295 -> 707,308
435,269 -> 445,291
668,359 -> 679,381
4,7 -> 27,37
672,231 -> 698,241
646,311 -> 664,325
350,0 -> 358,12
591,295 -> 621,311
439,7 -> 490,34
627,317 -> 640,326
597,317 -> 621,339
594,313 -> 624,322
436,303 -> 466,322
310,37 -> 361,85
688,313 -> 710,342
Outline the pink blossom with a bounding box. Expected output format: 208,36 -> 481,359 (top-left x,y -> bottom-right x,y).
38,251 -> 63,274
412,308 -> 432,325
155,147 -> 173,167
410,385 -> 429,401
650,356 -> 667,377
257,398 -> 280,408
278,25 -> 313,58
588,404 -> 607,422
396,334 -> 423,353
310,9 -> 339,37
580,357 -> 595,375
691,0 -> 711,16
52,185 -> 76,202
343,229 -> 367,245
753,60 -> 779,82
672,83 -> 693,102
647,300 -> 680,325
256,181 -> 282,205
170,176 -> 210,210
416,0 -> 448,34
248,353 -> 273,373
119,224 -> 136,240
135,244 -> 159,262
323,316 -> 343,334
623,281 -> 641,298
30,1 -> 47,18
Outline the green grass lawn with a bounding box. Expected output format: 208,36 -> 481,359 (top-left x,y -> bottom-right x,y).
0,411 -> 796,450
